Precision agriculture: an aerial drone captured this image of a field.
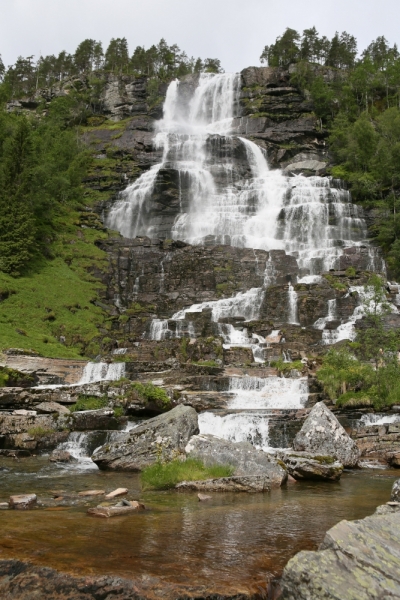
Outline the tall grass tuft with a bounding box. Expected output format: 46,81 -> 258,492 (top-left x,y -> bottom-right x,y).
141,458 -> 234,490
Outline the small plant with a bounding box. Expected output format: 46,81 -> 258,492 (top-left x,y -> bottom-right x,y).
140,458 -> 234,490
28,426 -> 55,438
336,391 -> 373,408
113,407 -> 124,418
345,266 -> 357,277
271,359 -> 304,373
70,395 -> 108,412
192,360 -> 219,367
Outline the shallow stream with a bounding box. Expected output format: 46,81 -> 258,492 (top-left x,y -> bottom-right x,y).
0,456 -> 398,595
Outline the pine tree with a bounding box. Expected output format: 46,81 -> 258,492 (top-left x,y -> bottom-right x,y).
0,118 -> 36,275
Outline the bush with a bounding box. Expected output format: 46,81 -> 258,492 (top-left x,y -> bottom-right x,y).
131,382 -> 171,409
140,458 -> 234,491
70,395 -> 107,412
271,359 -> 304,373
336,391 -> 373,408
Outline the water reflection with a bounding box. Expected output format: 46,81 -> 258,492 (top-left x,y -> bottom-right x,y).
0,456 -> 397,595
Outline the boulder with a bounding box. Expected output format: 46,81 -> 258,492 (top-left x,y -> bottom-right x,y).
92,405 -> 199,471
176,476 -> 272,493
280,508 -> 400,599
185,434 -> 287,487
49,450 -> 76,463
35,402 -> 70,415
9,494 -> 37,510
293,402 -> 360,467
277,450 -> 343,481
68,409 -> 121,431
392,479 -> 400,502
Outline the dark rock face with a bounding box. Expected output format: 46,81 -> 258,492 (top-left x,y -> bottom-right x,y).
277,450 -> 343,481
0,560 -> 256,600
185,434 -> 287,486
280,506 -> 400,599
293,402 -> 360,467
92,405 -> 199,471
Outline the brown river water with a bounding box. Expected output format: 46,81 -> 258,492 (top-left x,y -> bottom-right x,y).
0,456 -> 398,595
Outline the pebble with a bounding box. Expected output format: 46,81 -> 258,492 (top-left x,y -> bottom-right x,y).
78,490 -> 105,497
9,494 -> 37,510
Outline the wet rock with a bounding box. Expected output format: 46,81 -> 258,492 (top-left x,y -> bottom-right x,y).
78,490 -> 105,497
198,493 -> 212,501
105,488 -> 128,499
293,402 -> 360,467
92,405 -> 199,471
390,451 -> 400,468
185,434 -> 287,487
12,409 -> 37,416
48,450 -> 76,463
35,402 -> 70,415
9,494 -> 37,510
280,508 -> 400,599
68,408 -> 120,431
392,479 -> 400,502
0,559 -> 248,599
176,476 -> 272,493
88,502 -> 145,518
352,422 -> 400,464
277,450 -> 343,481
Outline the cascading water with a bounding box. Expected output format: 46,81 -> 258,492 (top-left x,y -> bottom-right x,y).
287,283 -> 299,325
78,362 -> 126,385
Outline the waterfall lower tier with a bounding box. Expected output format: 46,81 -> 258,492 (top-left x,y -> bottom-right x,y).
198,375 -> 309,450
78,362 -> 126,385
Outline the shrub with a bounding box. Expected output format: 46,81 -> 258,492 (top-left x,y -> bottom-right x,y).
271,359 -> 304,373
140,458 -> 234,490
131,382 -> 171,409
70,395 -> 107,412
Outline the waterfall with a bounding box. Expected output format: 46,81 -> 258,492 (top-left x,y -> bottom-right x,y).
228,376 -> 308,410
198,412 -> 270,449
198,376 -> 308,450
287,283 -> 299,325
107,74 -> 375,275
78,362 -> 126,385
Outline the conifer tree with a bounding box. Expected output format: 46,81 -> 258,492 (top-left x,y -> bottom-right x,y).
0,118 -> 36,275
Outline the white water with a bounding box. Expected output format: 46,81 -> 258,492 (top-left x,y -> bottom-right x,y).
360,413 -> 400,427
228,376 -> 308,410
287,283 -> 299,325
56,432 -> 99,471
78,362 -> 126,384
198,375 -> 308,450
198,411 -> 271,449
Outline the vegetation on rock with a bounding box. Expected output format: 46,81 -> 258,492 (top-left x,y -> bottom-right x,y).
140,458 -> 234,490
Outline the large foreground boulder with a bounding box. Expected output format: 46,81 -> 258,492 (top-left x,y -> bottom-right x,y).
277,450 -> 343,481
92,405 -> 199,471
392,479 -> 400,502
185,434 -> 287,487
280,506 -> 400,599
293,401 -> 360,467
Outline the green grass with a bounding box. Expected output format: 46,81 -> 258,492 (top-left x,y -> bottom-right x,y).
336,391 -> 374,408
271,359 -> 304,373
27,426 -> 56,438
131,382 -> 171,409
140,458 -> 234,491
0,204 -> 109,359
69,395 -> 108,412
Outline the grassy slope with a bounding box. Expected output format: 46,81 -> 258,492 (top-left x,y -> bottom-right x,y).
0,205 -> 109,359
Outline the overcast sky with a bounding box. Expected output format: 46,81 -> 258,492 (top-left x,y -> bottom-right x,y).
1,0 -> 400,72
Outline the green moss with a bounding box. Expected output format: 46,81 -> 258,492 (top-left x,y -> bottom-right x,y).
140,458 -> 234,490
192,360 -> 219,367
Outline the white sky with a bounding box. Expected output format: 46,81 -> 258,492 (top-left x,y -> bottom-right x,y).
1,0 -> 400,73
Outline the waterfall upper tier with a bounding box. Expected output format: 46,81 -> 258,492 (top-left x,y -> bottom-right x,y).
106,72 -> 380,276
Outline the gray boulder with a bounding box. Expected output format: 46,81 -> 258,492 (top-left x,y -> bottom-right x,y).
185,434 -> 287,487
392,479 -> 400,502
176,476 -> 272,493
280,509 -> 400,599
92,405 -> 199,471
293,402 -> 360,467
277,450 -> 343,481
